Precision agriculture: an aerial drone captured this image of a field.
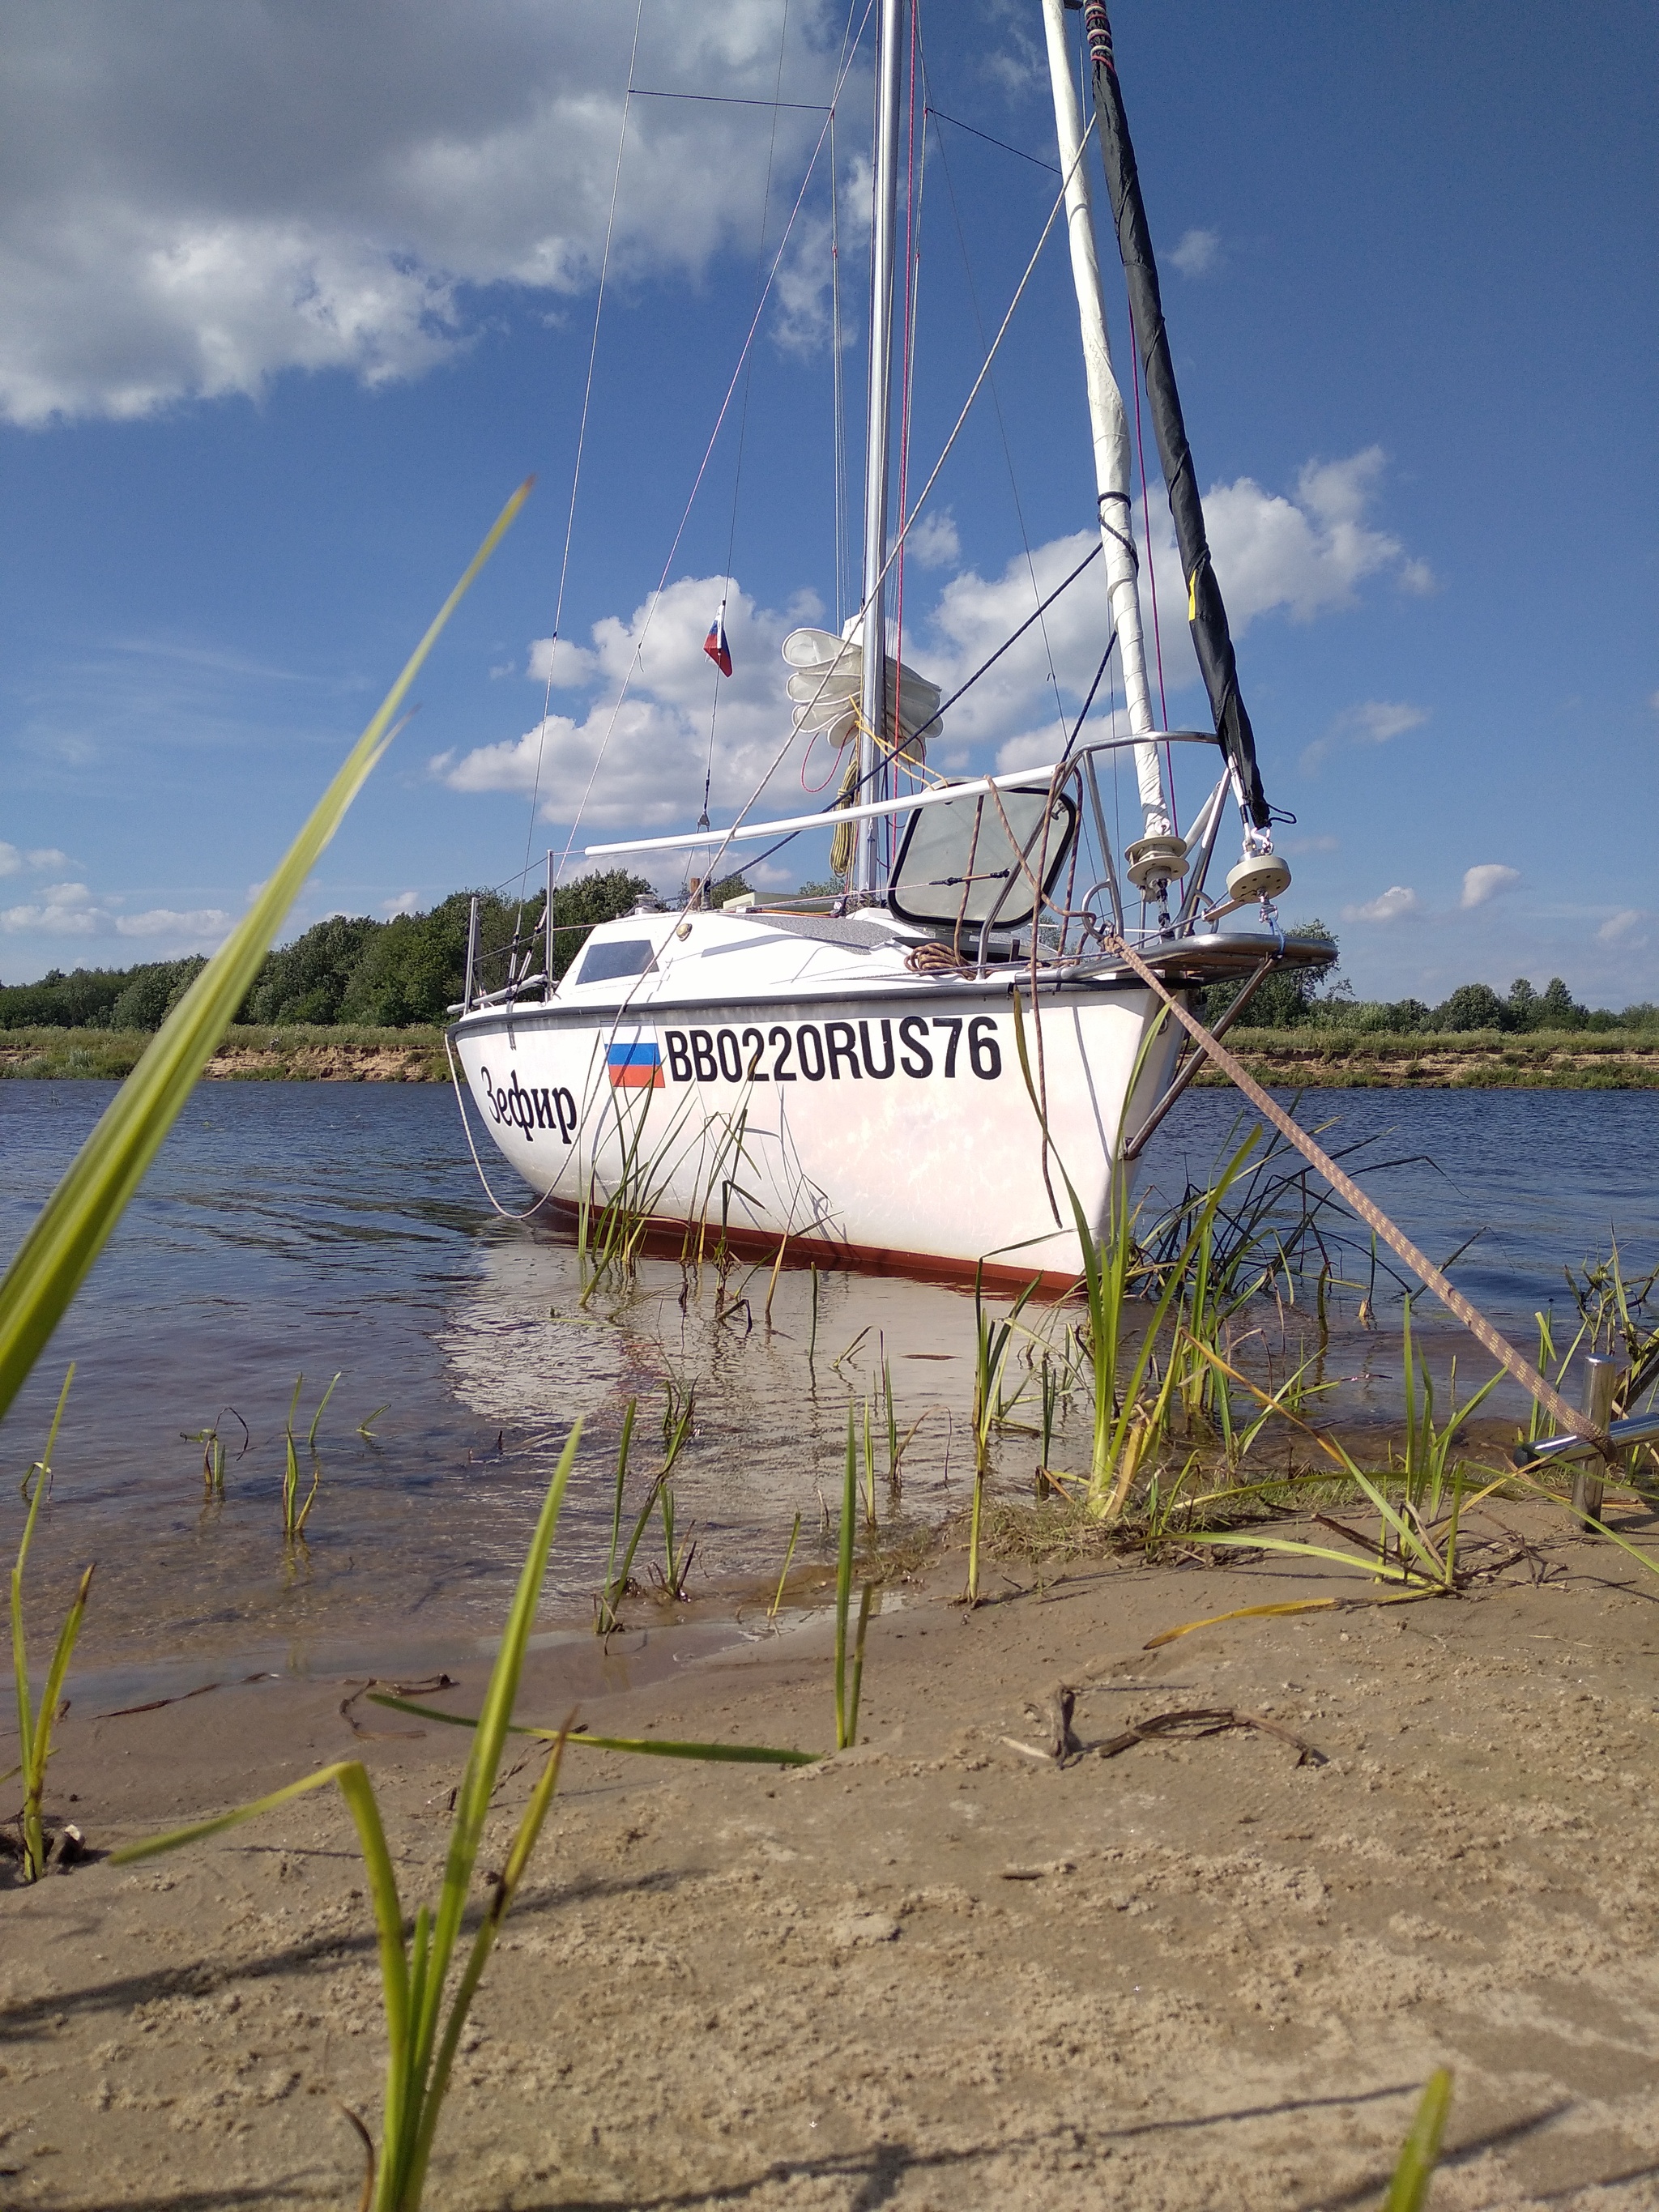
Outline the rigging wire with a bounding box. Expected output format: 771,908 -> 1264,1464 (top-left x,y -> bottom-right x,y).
677,116 -> 1100,905
924,108 -> 1059,175
698,0 -> 793,854
830,103 -> 847,634
517,0 -> 644,903
546,1 -> 876,899
887,0 -> 928,879
926,69 -> 1071,761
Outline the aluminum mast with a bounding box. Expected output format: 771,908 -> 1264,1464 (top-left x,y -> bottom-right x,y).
1038,0 -> 1169,838
854,0 -> 904,898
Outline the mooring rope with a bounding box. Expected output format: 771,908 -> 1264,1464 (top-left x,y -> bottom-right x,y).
1105,933 -> 1604,1447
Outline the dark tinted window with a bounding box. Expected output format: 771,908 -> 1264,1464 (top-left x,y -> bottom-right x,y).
575,937 -> 657,986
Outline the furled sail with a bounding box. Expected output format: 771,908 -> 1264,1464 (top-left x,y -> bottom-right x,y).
1076,0 -> 1272,831
782,627 -> 941,764
783,626 -> 940,880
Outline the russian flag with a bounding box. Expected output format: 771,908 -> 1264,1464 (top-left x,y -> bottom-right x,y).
703,612 -> 732,677
607,1041 -> 664,1090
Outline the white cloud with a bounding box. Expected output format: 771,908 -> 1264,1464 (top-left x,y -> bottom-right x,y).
1648,689 -> 1659,717
1460,863 -> 1520,911
0,842 -> 72,876
1,881 -> 102,936
382,891 -> 422,917
1279,833 -> 1340,855
115,906 -> 232,942
905,509 -> 961,570
437,573 -> 817,832
526,636 -> 599,688
1301,698 -> 1427,774
1598,909 -> 1647,945
1350,701 -> 1428,745
440,446 -> 1432,842
1166,449 -> 1434,631
0,2 -> 851,426
0,878 -> 229,950
1170,228 -> 1221,278
1342,885 -> 1420,923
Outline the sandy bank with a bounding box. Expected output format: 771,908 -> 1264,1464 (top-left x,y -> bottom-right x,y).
6,1501 -> 1659,2209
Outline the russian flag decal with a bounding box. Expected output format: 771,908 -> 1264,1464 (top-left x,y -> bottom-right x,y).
607,1041 -> 664,1090
702,612 -> 732,677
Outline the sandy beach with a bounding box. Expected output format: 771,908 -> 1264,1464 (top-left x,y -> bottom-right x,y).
6,1499 -> 1659,2210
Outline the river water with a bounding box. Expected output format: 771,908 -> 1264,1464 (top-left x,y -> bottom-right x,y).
2,1080 -> 1656,1696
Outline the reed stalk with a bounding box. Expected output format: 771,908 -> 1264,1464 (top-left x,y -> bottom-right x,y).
769,1511 -> 802,1619
594,1400 -> 638,1634
967,1264 -> 1038,1603
9,1370 -> 93,1883
834,1406 -> 857,1749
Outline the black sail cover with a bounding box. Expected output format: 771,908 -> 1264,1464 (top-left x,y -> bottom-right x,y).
1076,0 -> 1272,829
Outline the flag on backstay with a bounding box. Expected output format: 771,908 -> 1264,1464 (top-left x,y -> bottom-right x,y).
703,612 -> 732,676
607,1041 -> 664,1090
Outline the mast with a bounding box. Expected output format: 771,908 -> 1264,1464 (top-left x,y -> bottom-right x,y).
1077,0 -> 1273,830
854,0 -> 904,897
1038,0 -> 1169,838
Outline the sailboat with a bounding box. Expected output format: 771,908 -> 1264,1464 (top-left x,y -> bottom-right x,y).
447,0 -> 1329,1290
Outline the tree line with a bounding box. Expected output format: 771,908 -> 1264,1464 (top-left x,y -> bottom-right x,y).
0,872 -> 653,1031
5,892 -> 1655,1034
1205,922 -> 1658,1034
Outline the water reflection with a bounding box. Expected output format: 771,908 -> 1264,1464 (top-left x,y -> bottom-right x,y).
1,1079 -> 1654,1693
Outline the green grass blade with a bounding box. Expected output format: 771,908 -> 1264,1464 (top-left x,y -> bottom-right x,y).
109,1759 -> 362,1863
365,1697 -> 820,1764
835,1404 -> 856,1748
307,1372 -> 342,1452
405,1424 -> 579,2131
1182,1530 -> 1418,1581
0,481 -> 531,1429
11,1368 -> 75,1872
408,1726 -> 573,2196
23,1562 -> 94,1874
1385,2068 -> 1453,2211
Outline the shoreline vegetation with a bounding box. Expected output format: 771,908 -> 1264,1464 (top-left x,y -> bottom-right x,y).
6,1021 -> 1659,1085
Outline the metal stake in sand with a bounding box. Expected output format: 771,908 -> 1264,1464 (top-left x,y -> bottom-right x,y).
1572,1356 -> 1624,1533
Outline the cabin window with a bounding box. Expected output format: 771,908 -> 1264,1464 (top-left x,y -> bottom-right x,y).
574,937 -> 658,986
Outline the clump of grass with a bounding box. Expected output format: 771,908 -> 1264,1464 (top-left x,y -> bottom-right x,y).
594,1385 -> 696,1633
182,1404 -> 246,1496
280,1370 -> 339,1541
7,1370 -> 93,1883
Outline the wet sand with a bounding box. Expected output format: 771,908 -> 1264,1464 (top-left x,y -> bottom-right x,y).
6,1498 -> 1659,2210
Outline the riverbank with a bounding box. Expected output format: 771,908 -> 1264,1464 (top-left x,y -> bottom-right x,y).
0,1024 -> 447,1081
1196,1026 -> 1659,1089
6,1022 -> 1659,1086
5,1501 -> 1659,2208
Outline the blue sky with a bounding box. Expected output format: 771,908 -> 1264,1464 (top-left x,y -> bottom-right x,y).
1,0 -> 1653,1005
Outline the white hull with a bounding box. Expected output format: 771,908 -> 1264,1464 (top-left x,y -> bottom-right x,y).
449,910 -> 1180,1286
